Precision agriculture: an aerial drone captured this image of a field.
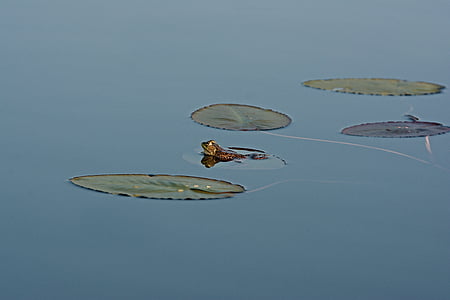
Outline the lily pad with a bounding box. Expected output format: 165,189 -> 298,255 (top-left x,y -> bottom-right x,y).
302,78 -> 445,96
70,174 -> 245,200
342,121 -> 450,138
191,104 -> 291,131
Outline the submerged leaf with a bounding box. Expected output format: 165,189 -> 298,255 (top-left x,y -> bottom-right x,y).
70,174 -> 245,200
191,104 -> 291,131
342,121 -> 450,138
303,78 -> 445,96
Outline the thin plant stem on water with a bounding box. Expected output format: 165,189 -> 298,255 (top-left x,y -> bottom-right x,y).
261,131 -> 449,172
246,178 -> 362,193
424,136 -> 434,161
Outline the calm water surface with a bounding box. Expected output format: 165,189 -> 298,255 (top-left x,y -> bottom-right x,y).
1,0 -> 449,299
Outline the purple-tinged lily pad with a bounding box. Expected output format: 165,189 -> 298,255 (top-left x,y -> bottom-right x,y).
191,104 -> 291,131
342,121 -> 450,138
303,78 -> 445,96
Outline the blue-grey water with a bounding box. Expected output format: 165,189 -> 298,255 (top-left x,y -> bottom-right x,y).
1,1 -> 449,299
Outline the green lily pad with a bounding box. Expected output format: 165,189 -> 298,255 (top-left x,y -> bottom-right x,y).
342,121 -> 450,138
191,104 -> 291,131
70,174 -> 245,200
302,78 -> 445,96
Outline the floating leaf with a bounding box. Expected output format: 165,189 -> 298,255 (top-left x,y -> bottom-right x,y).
302,78 -> 445,96
70,174 -> 245,200
342,121 -> 450,138
191,104 -> 291,131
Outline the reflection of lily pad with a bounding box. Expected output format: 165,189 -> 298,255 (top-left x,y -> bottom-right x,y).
303,78 -> 445,96
191,104 -> 291,131
342,121 -> 450,138
70,174 -> 245,199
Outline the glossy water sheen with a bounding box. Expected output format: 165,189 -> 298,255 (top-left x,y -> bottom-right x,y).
1,1 -> 449,299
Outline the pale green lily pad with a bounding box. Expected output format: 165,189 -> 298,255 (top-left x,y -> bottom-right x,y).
302,78 -> 445,96
191,104 -> 291,131
70,174 -> 245,200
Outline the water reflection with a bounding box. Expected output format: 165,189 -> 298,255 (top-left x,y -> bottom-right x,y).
201,154 -> 224,168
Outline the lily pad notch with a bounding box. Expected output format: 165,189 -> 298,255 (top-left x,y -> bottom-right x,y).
191,104 -> 292,131
302,78 -> 445,96
70,174 -> 245,200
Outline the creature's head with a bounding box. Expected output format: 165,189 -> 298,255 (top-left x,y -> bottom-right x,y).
201,140 -> 220,156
